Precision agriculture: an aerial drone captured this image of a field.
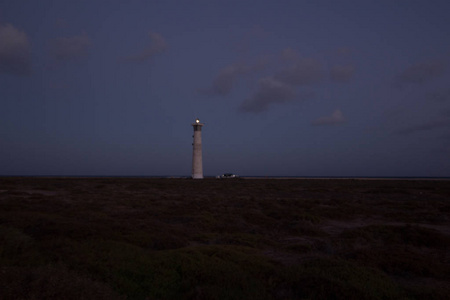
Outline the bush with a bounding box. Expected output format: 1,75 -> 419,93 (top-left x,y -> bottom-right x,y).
0,264 -> 123,300
279,258 -> 403,300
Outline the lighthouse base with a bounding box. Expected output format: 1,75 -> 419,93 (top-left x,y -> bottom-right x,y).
192,173 -> 203,179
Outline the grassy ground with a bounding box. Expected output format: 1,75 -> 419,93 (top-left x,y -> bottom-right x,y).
0,178 -> 449,299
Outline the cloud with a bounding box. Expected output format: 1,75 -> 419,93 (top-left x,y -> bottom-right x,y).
275,56 -> 324,86
239,77 -> 298,113
426,88 -> 450,102
330,64 -> 355,82
125,31 -> 167,62
280,47 -> 300,61
312,109 -> 346,126
55,18 -> 68,28
206,47 -> 352,113
200,60 -> 267,96
397,119 -> 450,135
394,60 -> 446,87
238,49 -> 323,113
201,64 -> 246,95
50,33 -> 92,61
234,25 -> 269,54
0,23 -> 31,75
336,47 -> 352,56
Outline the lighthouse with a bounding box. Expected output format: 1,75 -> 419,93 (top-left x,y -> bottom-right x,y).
191,118 -> 204,179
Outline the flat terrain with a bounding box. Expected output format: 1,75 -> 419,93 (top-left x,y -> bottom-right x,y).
1,177 -> 449,299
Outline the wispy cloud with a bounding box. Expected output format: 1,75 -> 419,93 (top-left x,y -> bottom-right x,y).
233,25 -> 269,54
426,88 -> 450,103
312,109 -> 346,126
397,119 -> 450,135
203,47 -> 354,114
274,56 -> 324,86
200,63 -> 246,96
125,31 -> 167,62
280,47 -> 300,61
394,60 -> 446,87
0,23 -> 31,75
239,77 -> 298,113
240,49 -> 325,113
199,59 -> 267,96
335,47 -> 352,56
50,33 -> 92,61
330,64 -> 355,82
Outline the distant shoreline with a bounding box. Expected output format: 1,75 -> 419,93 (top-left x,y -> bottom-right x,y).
242,177 -> 450,181
0,175 -> 449,181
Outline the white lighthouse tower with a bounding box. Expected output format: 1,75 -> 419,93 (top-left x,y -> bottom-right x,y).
191,118 -> 204,179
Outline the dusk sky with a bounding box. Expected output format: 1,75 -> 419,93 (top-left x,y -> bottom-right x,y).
1,1 -> 450,177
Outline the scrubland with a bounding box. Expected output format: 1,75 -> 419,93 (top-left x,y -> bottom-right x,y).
1,177 -> 449,299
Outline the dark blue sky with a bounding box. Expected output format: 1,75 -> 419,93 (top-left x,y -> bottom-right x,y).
1,0 -> 450,176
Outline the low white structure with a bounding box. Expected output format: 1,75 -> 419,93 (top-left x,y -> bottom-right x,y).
191,118 -> 204,179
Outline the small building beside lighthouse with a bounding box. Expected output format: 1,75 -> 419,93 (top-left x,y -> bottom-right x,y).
191,118 -> 204,179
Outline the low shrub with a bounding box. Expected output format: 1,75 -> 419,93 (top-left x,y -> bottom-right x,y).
278,258 -> 404,300
0,264 -> 123,300
347,247 -> 450,279
340,224 -> 450,248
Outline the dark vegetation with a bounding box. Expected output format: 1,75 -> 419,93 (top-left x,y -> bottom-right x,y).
1,177 -> 449,299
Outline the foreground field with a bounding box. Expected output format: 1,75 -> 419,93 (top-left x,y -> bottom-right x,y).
1,177 -> 449,299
